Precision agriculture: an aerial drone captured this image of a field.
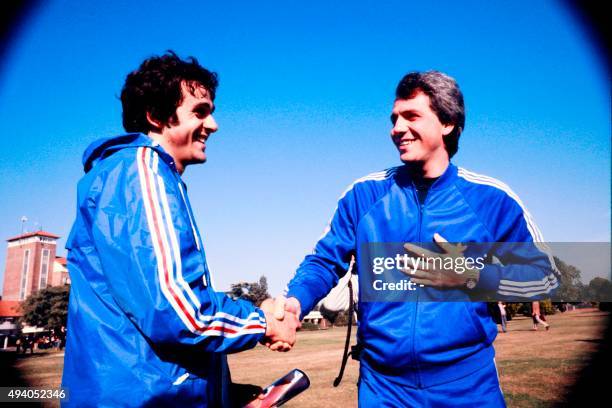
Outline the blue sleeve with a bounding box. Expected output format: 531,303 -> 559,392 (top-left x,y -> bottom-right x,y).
88,148 -> 266,353
286,186 -> 359,317
476,193 -> 560,300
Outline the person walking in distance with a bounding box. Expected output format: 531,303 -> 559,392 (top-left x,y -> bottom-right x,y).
531,301 -> 550,331
498,302 -> 508,333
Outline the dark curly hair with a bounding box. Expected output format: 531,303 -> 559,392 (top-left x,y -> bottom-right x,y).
395,71 -> 465,159
121,51 -> 218,134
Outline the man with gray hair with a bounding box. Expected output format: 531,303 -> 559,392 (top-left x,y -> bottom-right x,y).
272,71 -> 558,406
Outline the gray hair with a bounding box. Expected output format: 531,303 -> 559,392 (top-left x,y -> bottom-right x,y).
395,71 -> 465,158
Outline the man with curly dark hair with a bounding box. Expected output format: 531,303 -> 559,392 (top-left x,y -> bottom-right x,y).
62,51 -> 299,407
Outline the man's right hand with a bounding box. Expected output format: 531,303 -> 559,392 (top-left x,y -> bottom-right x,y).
273,296 -> 302,321
260,297 -> 301,352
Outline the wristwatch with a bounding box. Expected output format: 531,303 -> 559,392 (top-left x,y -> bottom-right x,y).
464,268 -> 480,290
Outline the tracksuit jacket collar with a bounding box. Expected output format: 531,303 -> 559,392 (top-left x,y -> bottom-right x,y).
82,133 -> 177,174
396,162 -> 458,191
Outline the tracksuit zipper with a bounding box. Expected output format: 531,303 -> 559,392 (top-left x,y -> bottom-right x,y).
410,182 -> 426,388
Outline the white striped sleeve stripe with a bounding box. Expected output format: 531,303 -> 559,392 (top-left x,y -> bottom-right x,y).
283,168 -> 397,296
457,168 -> 559,293
500,273 -> 558,288
136,147 -> 265,337
316,167 -> 399,243
498,285 -> 559,297
143,147 -> 265,335
499,277 -> 558,293
149,150 -> 208,326
151,149 -> 265,334
458,168 -> 545,242
142,147 -> 206,332
197,311 -> 266,325
497,286 -> 557,297
499,281 -> 559,293
156,170 -> 203,311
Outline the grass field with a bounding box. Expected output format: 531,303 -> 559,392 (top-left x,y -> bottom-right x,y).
3,308 -> 609,407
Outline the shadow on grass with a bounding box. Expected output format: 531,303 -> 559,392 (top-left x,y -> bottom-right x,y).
505,392 -> 548,408
565,314 -> 609,319
559,315 -> 611,407
507,329 -> 541,332
1,350 -> 28,386
0,351 -> 41,408
498,358 -> 587,377
13,352 -> 59,361
575,338 -> 604,344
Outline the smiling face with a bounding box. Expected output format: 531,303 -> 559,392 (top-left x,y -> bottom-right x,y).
154,81 -> 218,174
390,91 -> 454,176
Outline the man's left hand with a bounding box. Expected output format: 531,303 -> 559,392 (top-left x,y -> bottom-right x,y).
402,233 -> 477,288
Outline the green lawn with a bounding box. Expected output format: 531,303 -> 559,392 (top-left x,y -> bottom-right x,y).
3,308 -> 608,407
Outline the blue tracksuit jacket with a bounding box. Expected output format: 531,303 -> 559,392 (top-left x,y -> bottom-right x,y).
286,164 -> 559,389
62,134 -> 266,407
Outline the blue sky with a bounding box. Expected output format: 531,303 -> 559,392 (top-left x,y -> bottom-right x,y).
0,0 -> 609,295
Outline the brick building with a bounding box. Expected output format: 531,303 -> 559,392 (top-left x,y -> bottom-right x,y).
2,231 -> 69,301
52,256 -> 70,287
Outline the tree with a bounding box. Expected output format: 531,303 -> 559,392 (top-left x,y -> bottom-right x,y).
229,276 -> 270,307
320,306 -> 350,326
583,277 -> 612,310
504,303 -> 521,318
554,256 -> 584,303
540,299 -> 555,315
20,285 -> 70,330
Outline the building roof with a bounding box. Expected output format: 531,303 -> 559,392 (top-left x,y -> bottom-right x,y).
7,230 -> 60,242
0,300 -> 22,317
55,256 -> 67,266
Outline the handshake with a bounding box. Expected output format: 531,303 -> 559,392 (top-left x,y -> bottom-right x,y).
259,296 -> 302,352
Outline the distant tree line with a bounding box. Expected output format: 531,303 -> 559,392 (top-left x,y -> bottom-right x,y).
20,284 -> 69,331
17,256 -> 610,332
228,276 -> 270,307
